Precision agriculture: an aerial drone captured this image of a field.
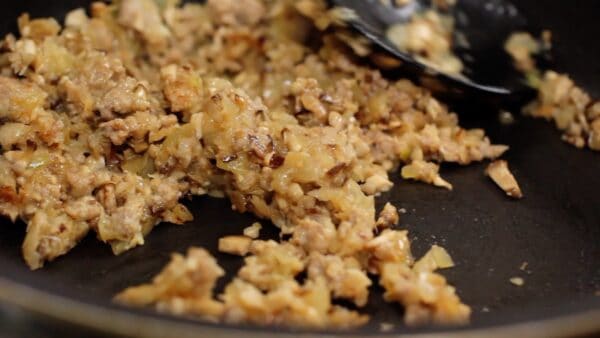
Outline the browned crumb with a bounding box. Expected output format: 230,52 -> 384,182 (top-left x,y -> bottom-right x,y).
218,236 -> 252,256
243,222 -> 262,239
485,160 -> 523,199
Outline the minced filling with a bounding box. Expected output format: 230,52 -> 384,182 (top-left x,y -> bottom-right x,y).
3,0 -> 579,329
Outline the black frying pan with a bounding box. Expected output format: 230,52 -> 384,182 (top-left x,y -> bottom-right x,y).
0,1 -> 599,337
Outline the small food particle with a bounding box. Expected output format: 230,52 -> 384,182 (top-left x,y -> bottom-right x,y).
376,202 -> 400,229
379,322 -> 395,332
402,160 -> 453,190
243,222 -> 262,239
510,277 -> 525,286
525,71 -> 600,151
519,261 -> 529,271
498,110 -> 515,125
218,236 -> 252,256
413,244 -> 455,272
485,160 -> 523,199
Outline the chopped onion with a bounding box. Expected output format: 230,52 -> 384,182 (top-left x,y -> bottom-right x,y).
413,244 -> 455,272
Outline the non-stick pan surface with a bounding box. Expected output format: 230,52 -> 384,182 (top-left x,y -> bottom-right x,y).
0,1 -> 598,337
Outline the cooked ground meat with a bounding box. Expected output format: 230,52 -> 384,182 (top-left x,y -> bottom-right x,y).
486,160 -> 523,199
525,71 -> 600,151
0,0 -> 516,329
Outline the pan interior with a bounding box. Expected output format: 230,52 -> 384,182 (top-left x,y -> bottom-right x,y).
0,0 -> 598,335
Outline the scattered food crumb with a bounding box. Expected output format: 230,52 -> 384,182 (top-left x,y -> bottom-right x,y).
482,307 -> 490,313
519,261 -> 529,271
498,110 -> 515,125
243,222 -> 262,239
510,277 -> 525,286
486,160 -> 523,199
399,208 -> 407,214
380,322 -> 395,332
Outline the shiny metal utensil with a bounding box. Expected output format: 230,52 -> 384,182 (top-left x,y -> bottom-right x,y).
331,0 -> 544,100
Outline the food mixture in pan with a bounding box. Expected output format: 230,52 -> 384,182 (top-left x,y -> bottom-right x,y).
386,0 -> 464,74
0,0 -> 596,330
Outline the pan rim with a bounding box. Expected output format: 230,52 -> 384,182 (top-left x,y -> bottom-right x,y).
1,275 -> 599,338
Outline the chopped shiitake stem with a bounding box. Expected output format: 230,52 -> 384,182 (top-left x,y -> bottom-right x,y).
485,160 -> 523,199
